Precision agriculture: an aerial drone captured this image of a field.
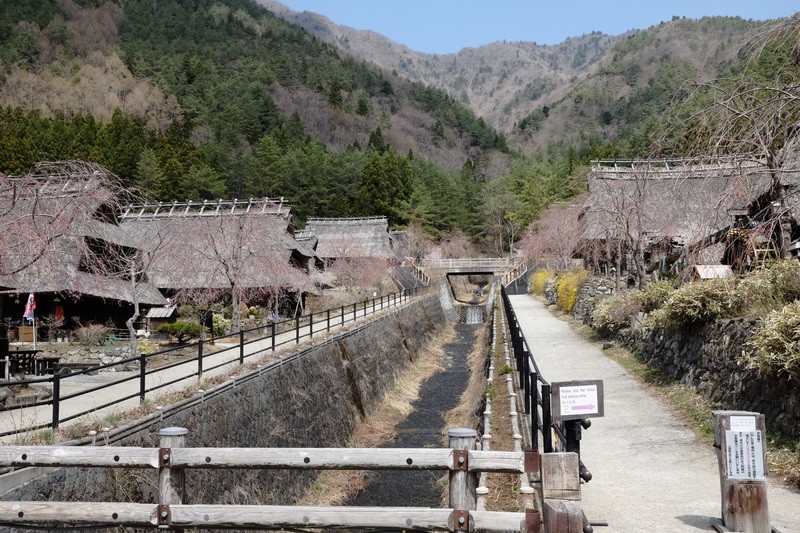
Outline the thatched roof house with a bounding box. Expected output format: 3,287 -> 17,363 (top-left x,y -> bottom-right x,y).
580,157 -> 800,275
0,161 -> 166,330
296,217 -> 396,263
118,198 -> 319,296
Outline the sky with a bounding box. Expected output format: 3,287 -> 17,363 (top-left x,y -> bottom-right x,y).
277,0 -> 800,54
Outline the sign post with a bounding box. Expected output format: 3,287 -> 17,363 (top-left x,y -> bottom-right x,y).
550,380 -> 604,421
712,411 -> 770,533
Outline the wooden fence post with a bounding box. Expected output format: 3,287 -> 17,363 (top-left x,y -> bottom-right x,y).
712,411 -> 770,533
541,452 -> 582,533
449,428 -> 477,512
159,427 -> 188,532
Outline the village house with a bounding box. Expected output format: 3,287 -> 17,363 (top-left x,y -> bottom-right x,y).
0,161 -> 166,343
118,197 -> 321,323
578,156 -> 800,283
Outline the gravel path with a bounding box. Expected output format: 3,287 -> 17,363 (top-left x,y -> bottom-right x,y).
347,324 -> 478,507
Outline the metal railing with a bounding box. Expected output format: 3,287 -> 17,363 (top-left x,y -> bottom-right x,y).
500,285 -> 593,483
0,289 -> 421,438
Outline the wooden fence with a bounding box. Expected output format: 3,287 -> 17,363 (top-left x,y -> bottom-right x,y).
0,427 -> 551,532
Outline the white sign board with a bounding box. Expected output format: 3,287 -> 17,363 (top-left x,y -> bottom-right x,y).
551,380 -> 604,421
725,430 -> 765,481
729,416 -> 757,432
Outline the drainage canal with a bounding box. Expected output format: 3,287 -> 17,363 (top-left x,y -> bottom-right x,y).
346,323 -> 480,507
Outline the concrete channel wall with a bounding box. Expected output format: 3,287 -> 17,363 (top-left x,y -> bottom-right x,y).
0,295 -> 446,506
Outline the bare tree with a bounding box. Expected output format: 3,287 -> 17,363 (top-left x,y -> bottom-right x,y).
518,200 -> 586,270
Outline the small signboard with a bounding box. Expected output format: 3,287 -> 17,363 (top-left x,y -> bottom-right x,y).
725,415 -> 765,481
551,380 -> 604,421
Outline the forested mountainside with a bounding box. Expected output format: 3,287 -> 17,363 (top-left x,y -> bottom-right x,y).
0,0 -> 510,233
0,0 -> 797,254
261,0 -> 617,134
265,1 -> 772,156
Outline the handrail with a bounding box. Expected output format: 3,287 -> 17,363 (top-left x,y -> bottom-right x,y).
500,285 -> 593,483
0,288 -> 421,438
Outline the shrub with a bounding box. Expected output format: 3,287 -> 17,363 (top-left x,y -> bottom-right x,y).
556,269 -> 589,312
74,324 -> 111,346
734,269 -> 779,316
746,301 -> 800,378
645,279 -> 735,329
157,321 -> 202,343
212,313 -> 231,335
769,259 -> 800,302
530,269 -> 555,295
593,290 -> 643,336
640,280 -> 674,312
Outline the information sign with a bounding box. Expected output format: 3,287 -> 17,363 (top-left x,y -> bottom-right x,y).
551,380 -> 604,421
725,429 -> 765,480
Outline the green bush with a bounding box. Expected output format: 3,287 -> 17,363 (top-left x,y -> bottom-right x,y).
746,301 -> 800,378
640,280 -> 674,312
645,279 -> 735,329
593,290 -> 643,336
157,321 -> 202,343
212,313 -> 231,335
556,270 -> 589,312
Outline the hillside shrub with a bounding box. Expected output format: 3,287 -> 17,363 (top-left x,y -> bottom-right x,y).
212,313 -> 231,336
158,321 -> 202,343
530,269 -> 555,295
593,290 -> 643,336
556,269 -> 589,313
746,301 -> 800,378
640,280 -> 674,312
645,278 -> 735,329
74,324 -> 111,346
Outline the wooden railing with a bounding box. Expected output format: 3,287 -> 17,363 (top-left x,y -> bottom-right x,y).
0,427 -> 541,532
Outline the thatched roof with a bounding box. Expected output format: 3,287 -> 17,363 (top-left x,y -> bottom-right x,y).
0,161 -> 166,305
119,199 -> 316,293
582,158 -> 780,246
297,217 -> 395,260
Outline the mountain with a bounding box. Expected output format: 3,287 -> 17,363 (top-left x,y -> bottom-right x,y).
260,0 -> 617,133
262,2 -> 772,156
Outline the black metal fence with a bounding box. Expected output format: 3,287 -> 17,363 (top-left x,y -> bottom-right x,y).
1,289 -> 421,438
500,285 -> 593,483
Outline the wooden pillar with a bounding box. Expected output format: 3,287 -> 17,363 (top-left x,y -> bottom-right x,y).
159,427 -> 188,532
541,452 -> 583,533
448,428 -> 477,511
712,411 -> 770,533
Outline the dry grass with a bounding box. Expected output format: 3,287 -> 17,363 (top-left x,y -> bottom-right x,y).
296,323 -> 454,506
479,311 -> 530,513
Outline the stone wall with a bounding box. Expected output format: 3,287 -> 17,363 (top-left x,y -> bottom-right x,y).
1,295 -> 446,507
571,277 -> 615,323
617,319 -> 800,437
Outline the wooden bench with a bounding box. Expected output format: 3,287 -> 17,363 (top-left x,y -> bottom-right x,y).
54,362 -> 99,375
35,356 -> 61,375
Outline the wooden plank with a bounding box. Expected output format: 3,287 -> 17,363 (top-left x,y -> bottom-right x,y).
0,502 -> 156,526
542,501 -> 582,533
470,450 -> 526,473
541,453 -> 580,501
712,411 -> 770,533
171,447 -> 453,470
0,446 -> 527,473
0,446 -> 158,468
170,505 -> 525,532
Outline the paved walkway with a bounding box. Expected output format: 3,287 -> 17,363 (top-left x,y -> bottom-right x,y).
508,294 -> 800,533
